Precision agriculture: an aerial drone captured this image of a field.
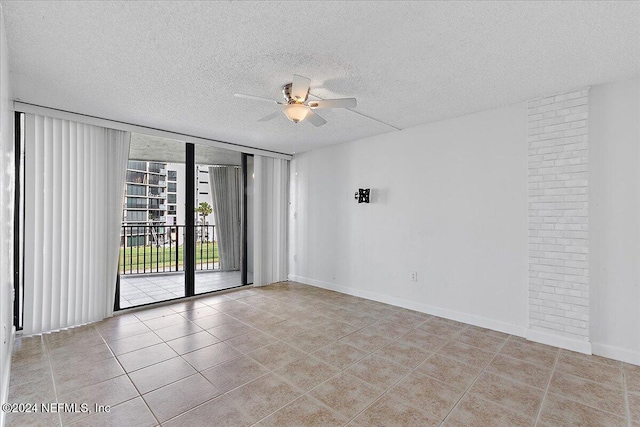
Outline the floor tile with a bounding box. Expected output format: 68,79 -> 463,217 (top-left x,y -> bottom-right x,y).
192,312 -> 237,329
339,328 -> 394,353
308,372 -> 382,419
201,355 -> 269,393
345,354 -> 411,390
484,354 -> 552,389
207,321 -> 256,341
416,354 -> 482,392
311,341 -> 368,370
442,393 -> 533,427
468,372 -> 543,418
256,395 -> 347,427
390,371 -> 463,420
107,331 -> 163,356
538,392 -> 627,427
98,321 -> 151,342
153,321 -> 202,341
283,329 -> 334,353
375,340 -> 432,369
57,375 -> 138,425
128,356 -> 197,394
628,392 -> 640,424
350,393 -> 440,427
181,341 -> 241,371
166,331 -> 220,355
225,373 -> 301,422
162,394 -> 253,427
549,371 -> 626,417
142,374 -> 221,423
555,352 -> 623,389
437,340 -> 495,368
499,338 -> 557,367
454,328 -> 507,352
247,342 -> 306,370
53,356 -> 125,393
273,356 -> 340,392
224,330 -> 274,353
394,327 -> 450,351
117,342 -> 178,372
67,397 -> 157,427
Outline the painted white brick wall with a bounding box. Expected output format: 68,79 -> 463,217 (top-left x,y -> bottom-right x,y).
528,88 -> 589,342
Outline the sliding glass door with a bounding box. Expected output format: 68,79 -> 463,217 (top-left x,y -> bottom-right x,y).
115,135 -> 251,310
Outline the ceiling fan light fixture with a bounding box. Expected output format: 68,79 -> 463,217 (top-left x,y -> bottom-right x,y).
283,103 -> 309,123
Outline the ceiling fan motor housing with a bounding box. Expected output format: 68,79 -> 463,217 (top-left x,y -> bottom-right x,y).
282,83 -> 309,104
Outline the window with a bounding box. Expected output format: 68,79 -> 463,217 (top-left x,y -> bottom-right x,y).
128,161 -> 146,171
168,170 -> 177,181
126,211 -> 147,222
126,171 -> 145,184
126,197 -> 146,209
168,205 -> 176,214
167,194 -> 177,204
126,184 -> 145,196
168,182 -> 177,193
148,162 -> 163,173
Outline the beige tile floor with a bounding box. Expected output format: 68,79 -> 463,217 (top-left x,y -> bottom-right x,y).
6,282 -> 640,426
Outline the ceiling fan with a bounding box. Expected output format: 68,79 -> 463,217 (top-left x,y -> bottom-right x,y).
234,74 -> 357,127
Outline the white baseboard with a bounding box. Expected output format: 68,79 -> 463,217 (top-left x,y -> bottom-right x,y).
1,326 -> 15,427
288,275 -> 527,337
592,342 -> 640,366
526,327 -> 592,354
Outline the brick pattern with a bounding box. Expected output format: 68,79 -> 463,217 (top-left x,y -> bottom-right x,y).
527,88 -> 589,341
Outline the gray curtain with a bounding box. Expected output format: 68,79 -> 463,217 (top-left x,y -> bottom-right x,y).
209,166 -> 241,270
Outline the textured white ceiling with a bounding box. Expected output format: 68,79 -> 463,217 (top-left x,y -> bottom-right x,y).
129,133 -> 242,165
2,1 -> 639,154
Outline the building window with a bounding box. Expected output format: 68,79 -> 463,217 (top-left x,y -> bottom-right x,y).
126,184 -> 145,196
167,194 -> 177,204
125,210 -> 147,222
168,170 -> 177,181
128,160 -> 146,171
168,182 -> 177,193
126,171 -> 145,184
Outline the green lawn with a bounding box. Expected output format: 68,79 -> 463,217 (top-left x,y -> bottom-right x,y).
119,242 -> 218,274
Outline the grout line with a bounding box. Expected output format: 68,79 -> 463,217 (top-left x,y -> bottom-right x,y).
624,371 -> 632,427
533,347 -> 561,426
41,334 -> 63,427
438,333 -> 512,426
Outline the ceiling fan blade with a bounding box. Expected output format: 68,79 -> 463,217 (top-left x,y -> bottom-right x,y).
257,111 -> 281,122
234,93 -> 279,104
291,74 -> 311,101
308,98 -> 357,109
305,110 -> 327,127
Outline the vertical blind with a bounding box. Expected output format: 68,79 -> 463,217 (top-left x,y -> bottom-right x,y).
23,114 -> 130,334
209,166 -> 241,271
253,156 -> 288,286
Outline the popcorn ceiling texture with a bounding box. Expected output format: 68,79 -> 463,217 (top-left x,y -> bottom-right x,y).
1,1 -> 639,154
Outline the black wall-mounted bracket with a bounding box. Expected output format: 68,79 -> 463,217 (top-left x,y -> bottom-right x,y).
355,188 -> 370,203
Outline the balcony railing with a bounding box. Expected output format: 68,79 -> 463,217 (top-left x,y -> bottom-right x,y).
120,224 -> 217,275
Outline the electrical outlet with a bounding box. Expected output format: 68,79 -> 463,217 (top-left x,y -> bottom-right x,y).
410,271 -> 418,282
293,254 -> 297,262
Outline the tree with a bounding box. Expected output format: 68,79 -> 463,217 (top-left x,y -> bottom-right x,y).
194,202 -> 213,241
195,202 -> 212,225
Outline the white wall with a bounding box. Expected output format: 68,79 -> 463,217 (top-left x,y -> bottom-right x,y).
0,3 -> 14,417
589,76 -> 640,364
290,103 -> 529,335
